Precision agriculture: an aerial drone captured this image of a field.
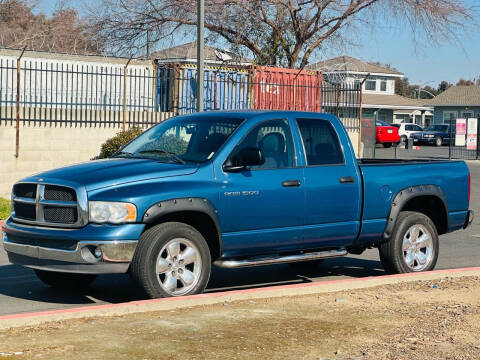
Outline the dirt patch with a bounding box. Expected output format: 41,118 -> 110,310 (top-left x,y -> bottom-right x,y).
1,276 -> 480,360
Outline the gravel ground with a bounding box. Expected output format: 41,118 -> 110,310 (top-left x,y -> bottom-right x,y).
0,276 -> 479,360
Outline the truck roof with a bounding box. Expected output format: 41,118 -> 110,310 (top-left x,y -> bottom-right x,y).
176,110 -> 337,121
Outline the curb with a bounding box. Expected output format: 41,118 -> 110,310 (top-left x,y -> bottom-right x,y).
1,266 -> 480,330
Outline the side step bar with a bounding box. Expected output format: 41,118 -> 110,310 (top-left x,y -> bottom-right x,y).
213,249 -> 347,269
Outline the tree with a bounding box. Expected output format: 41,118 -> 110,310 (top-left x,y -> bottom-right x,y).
0,0 -> 102,54
395,77 -> 415,98
91,0 -> 473,68
456,78 -> 475,86
437,81 -> 452,94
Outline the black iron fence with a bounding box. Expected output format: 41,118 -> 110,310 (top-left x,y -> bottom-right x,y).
0,59 -> 361,132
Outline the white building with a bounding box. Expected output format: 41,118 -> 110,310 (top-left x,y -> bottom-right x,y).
308,56 -> 433,127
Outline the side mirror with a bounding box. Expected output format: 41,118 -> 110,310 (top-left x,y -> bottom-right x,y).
223,147 -> 265,173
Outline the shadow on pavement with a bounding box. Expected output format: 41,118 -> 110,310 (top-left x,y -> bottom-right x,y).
0,257 -> 385,309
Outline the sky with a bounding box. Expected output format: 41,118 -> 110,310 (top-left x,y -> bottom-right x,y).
33,0 -> 480,88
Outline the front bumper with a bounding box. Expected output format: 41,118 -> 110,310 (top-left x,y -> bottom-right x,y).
412,137 -> 435,144
1,218 -> 144,274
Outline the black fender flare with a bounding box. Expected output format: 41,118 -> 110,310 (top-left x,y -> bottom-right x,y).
383,185 -> 448,240
142,197 -> 222,253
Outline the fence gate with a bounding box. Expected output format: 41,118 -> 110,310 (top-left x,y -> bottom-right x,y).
449,117 -> 480,160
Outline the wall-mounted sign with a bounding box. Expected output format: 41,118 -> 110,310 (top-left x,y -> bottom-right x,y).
456,118 -> 466,147
466,118 -> 478,150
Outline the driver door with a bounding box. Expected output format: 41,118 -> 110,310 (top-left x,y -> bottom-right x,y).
215,118 -> 305,257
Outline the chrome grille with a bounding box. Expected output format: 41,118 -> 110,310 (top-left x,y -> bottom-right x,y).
11,182 -> 87,228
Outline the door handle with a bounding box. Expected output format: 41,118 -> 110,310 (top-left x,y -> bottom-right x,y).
339,176 -> 355,184
282,180 -> 301,187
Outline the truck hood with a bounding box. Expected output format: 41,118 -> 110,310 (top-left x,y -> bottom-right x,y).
25,158 -> 199,191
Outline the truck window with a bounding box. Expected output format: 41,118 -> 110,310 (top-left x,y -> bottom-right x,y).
229,119 -> 295,169
296,118 -> 344,166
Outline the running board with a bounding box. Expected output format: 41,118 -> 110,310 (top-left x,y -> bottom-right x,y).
213,249 -> 347,268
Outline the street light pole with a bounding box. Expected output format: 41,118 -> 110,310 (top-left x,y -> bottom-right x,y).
196,0 -> 205,112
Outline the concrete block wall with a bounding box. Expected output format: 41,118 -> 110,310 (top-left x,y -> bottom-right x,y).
0,124 -> 120,198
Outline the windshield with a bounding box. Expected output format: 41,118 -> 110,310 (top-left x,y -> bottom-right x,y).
426,125 -> 448,132
114,116 -> 244,163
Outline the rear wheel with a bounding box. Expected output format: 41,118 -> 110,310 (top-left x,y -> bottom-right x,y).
382,142 -> 392,148
400,135 -> 407,144
130,222 -> 211,298
34,270 -> 97,289
379,211 -> 438,274
435,137 -> 443,147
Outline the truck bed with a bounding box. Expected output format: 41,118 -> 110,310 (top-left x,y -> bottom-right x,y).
356,158 -> 469,245
358,158 -> 455,165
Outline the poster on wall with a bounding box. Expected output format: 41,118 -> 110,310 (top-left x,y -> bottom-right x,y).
455,118 -> 466,146
466,118 -> 478,150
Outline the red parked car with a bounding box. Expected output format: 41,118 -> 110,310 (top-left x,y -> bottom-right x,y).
376,120 -> 400,148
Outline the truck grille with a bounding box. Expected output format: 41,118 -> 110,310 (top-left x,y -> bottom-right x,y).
11,182 -> 86,228
44,185 -> 77,202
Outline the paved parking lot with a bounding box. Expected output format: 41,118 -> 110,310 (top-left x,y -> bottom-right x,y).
0,151 -> 479,316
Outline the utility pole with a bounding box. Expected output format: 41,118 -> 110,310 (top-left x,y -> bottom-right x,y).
146,30 -> 150,58
196,0 -> 204,112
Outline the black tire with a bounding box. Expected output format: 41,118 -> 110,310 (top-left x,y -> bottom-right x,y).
34,270 -> 97,289
401,135 -> 407,144
435,137 -> 443,147
379,211 -> 439,274
383,143 -> 392,148
130,222 -> 211,298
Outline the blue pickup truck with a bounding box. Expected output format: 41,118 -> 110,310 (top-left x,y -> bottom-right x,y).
1,111 -> 474,298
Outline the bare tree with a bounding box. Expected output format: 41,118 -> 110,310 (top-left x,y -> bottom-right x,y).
90,0 -> 473,67
0,0 -> 102,54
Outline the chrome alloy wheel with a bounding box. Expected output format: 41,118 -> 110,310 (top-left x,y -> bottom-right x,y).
402,224 -> 433,271
155,238 -> 202,296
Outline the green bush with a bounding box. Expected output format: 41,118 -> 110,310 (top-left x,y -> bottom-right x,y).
0,198 -> 11,220
98,128 -> 143,159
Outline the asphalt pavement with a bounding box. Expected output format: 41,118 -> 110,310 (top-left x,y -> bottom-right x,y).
1,148 -> 479,316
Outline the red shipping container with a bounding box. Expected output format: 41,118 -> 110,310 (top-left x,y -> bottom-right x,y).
249,66 -> 322,112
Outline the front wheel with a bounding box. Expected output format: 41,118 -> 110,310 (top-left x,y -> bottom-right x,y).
379,211 -> 438,274
34,270 -> 97,289
435,137 -> 443,147
130,222 -> 211,298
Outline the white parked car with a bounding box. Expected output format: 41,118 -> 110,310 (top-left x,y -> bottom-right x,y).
393,123 -> 424,143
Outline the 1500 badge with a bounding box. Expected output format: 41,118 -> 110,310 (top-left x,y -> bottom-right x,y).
224,190 -> 260,197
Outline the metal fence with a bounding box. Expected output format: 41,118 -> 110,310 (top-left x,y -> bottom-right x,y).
449,118 -> 480,160
0,59 -> 361,132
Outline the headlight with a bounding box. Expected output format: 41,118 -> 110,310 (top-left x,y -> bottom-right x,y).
89,201 -> 137,224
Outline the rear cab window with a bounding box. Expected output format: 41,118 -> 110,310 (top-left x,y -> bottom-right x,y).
296,118 -> 344,166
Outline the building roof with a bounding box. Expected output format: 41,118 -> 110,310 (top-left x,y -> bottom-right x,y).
362,93 -> 432,111
151,41 -> 251,64
425,86 -> 480,106
0,48 -> 151,66
308,56 -> 403,76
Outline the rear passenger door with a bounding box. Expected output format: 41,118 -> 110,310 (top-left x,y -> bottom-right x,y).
296,118 -> 362,249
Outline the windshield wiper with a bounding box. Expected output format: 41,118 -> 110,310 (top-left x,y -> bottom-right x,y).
138,150 -> 186,164
111,150 -> 135,158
